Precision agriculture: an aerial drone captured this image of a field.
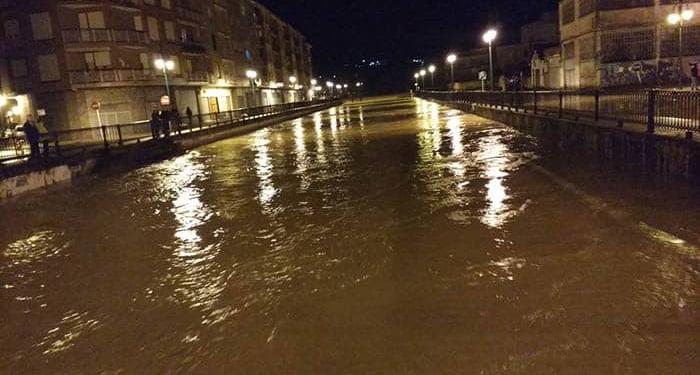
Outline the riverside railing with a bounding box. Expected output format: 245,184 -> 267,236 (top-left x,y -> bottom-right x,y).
417,89 -> 700,137
0,100 -> 336,165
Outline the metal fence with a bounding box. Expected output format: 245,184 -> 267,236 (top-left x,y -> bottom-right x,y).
417,89 -> 700,136
0,100 -> 335,165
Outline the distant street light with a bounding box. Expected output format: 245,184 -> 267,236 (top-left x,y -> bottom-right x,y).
446,54 -> 457,88
483,29 -> 497,91
414,72 -> 420,87
420,69 -> 426,88
289,75 -> 297,87
326,81 -> 334,97
668,2 -> 694,89
428,65 -> 436,87
154,58 -> 175,105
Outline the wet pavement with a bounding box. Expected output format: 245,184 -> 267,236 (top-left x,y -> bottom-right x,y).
1,96 -> 698,374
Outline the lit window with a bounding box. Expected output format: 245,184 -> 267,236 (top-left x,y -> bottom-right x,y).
161,0 -> 171,9
134,16 -> 143,31
79,12 -> 105,29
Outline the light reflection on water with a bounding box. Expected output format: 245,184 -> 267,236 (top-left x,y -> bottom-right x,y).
0,97 -> 698,373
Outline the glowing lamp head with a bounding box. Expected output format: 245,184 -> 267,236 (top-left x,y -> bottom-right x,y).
155,59 -> 174,70
311,79 -> 318,86
447,54 -> 457,64
289,76 -> 297,84
428,65 -> 436,73
246,70 -> 257,79
483,29 -> 497,44
326,81 -> 334,88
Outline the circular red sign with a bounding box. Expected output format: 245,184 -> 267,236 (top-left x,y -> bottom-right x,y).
160,95 -> 170,106
91,101 -> 100,110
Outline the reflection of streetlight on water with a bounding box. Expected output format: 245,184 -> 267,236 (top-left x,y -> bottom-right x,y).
154,58 -> 175,105
668,2 -> 694,89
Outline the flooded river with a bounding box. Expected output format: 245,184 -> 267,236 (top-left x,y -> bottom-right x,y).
1,97 -> 698,374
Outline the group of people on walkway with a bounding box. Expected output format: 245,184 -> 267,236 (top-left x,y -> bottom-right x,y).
150,107 -> 182,139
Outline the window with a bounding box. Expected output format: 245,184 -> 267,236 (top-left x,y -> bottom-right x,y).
164,21 -> 175,40
147,17 -> 159,40
180,29 -> 188,42
38,54 -> 60,81
579,0 -> 596,17
601,29 -> 654,63
10,59 -> 28,77
580,36 -> 596,60
139,53 -> 148,69
4,19 -> 20,40
84,51 -> 111,70
79,12 -> 105,29
30,13 -> 53,40
561,1 -> 575,24
134,16 -> 143,31
161,0 -> 171,9
599,0 -> 653,10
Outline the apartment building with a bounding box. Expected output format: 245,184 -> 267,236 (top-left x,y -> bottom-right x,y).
559,0 -> 700,88
0,0 -> 313,131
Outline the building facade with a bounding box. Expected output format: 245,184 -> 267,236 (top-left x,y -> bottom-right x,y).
0,0 -> 313,131
558,0 -> 700,88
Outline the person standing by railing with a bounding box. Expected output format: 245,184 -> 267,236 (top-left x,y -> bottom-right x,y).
690,61 -> 698,91
185,106 -> 193,127
22,115 -> 40,159
150,110 -> 160,139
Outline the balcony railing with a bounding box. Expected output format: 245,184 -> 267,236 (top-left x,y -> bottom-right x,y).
62,29 -> 147,44
185,71 -> 209,82
69,69 -> 154,85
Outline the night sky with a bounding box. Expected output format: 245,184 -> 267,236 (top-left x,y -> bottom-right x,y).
258,0 -> 560,92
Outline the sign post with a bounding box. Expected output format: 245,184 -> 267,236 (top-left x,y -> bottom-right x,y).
479,71 -> 487,91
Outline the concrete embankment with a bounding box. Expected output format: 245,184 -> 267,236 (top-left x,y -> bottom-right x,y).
429,99 -> 700,183
0,102 -> 339,200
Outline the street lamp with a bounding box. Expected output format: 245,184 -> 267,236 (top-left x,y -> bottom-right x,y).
154,58 -> 175,104
420,69 -> 426,88
668,2 -> 694,89
446,54 -> 457,88
246,69 -> 258,107
414,72 -> 420,87
289,75 -> 297,87
326,81 -> 334,97
428,65 -> 436,87
483,29 -> 497,91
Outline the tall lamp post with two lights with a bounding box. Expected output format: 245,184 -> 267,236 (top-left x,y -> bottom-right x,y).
483,29 -> 497,91
246,69 -> 258,107
446,54 -> 457,89
155,58 -> 174,106
667,1 -> 694,89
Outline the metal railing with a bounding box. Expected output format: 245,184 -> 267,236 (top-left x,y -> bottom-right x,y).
417,89 -> 700,136
61,29 -> 147,44
0,100 -> 337,165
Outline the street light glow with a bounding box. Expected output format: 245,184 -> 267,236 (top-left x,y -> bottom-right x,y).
420,69 -> 426,77
289,76 -> 297,84
246,70 -> 258,79
311,79 -> 317,86
326,81 -> 334,88
428,65 -> 436,73
483,29 -> 497,43
155,58 -> 174,70
446,54 -> 457,64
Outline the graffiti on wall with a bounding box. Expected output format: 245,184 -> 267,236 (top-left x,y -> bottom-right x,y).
599,60 -> 684,87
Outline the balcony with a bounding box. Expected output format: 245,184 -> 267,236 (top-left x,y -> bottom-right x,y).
185,71 -> 209,83
69,69 -> 154,85
62,29 -> 147,45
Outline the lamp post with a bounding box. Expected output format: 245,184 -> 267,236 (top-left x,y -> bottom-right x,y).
326,81 -> 334,97
668,1 -> 694,89
483,29 -> 497,91
420,69 -> 426,88
428,65 -> 436,87
154,58 -> 175,104
446,54 -> 456,88
246,69 -> 258,107
414,73 -> 420,88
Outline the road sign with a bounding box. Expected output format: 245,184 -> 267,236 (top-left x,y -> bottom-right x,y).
479,71 -> 487,80
91,101 -> 100,110
160,95 -> 170,106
